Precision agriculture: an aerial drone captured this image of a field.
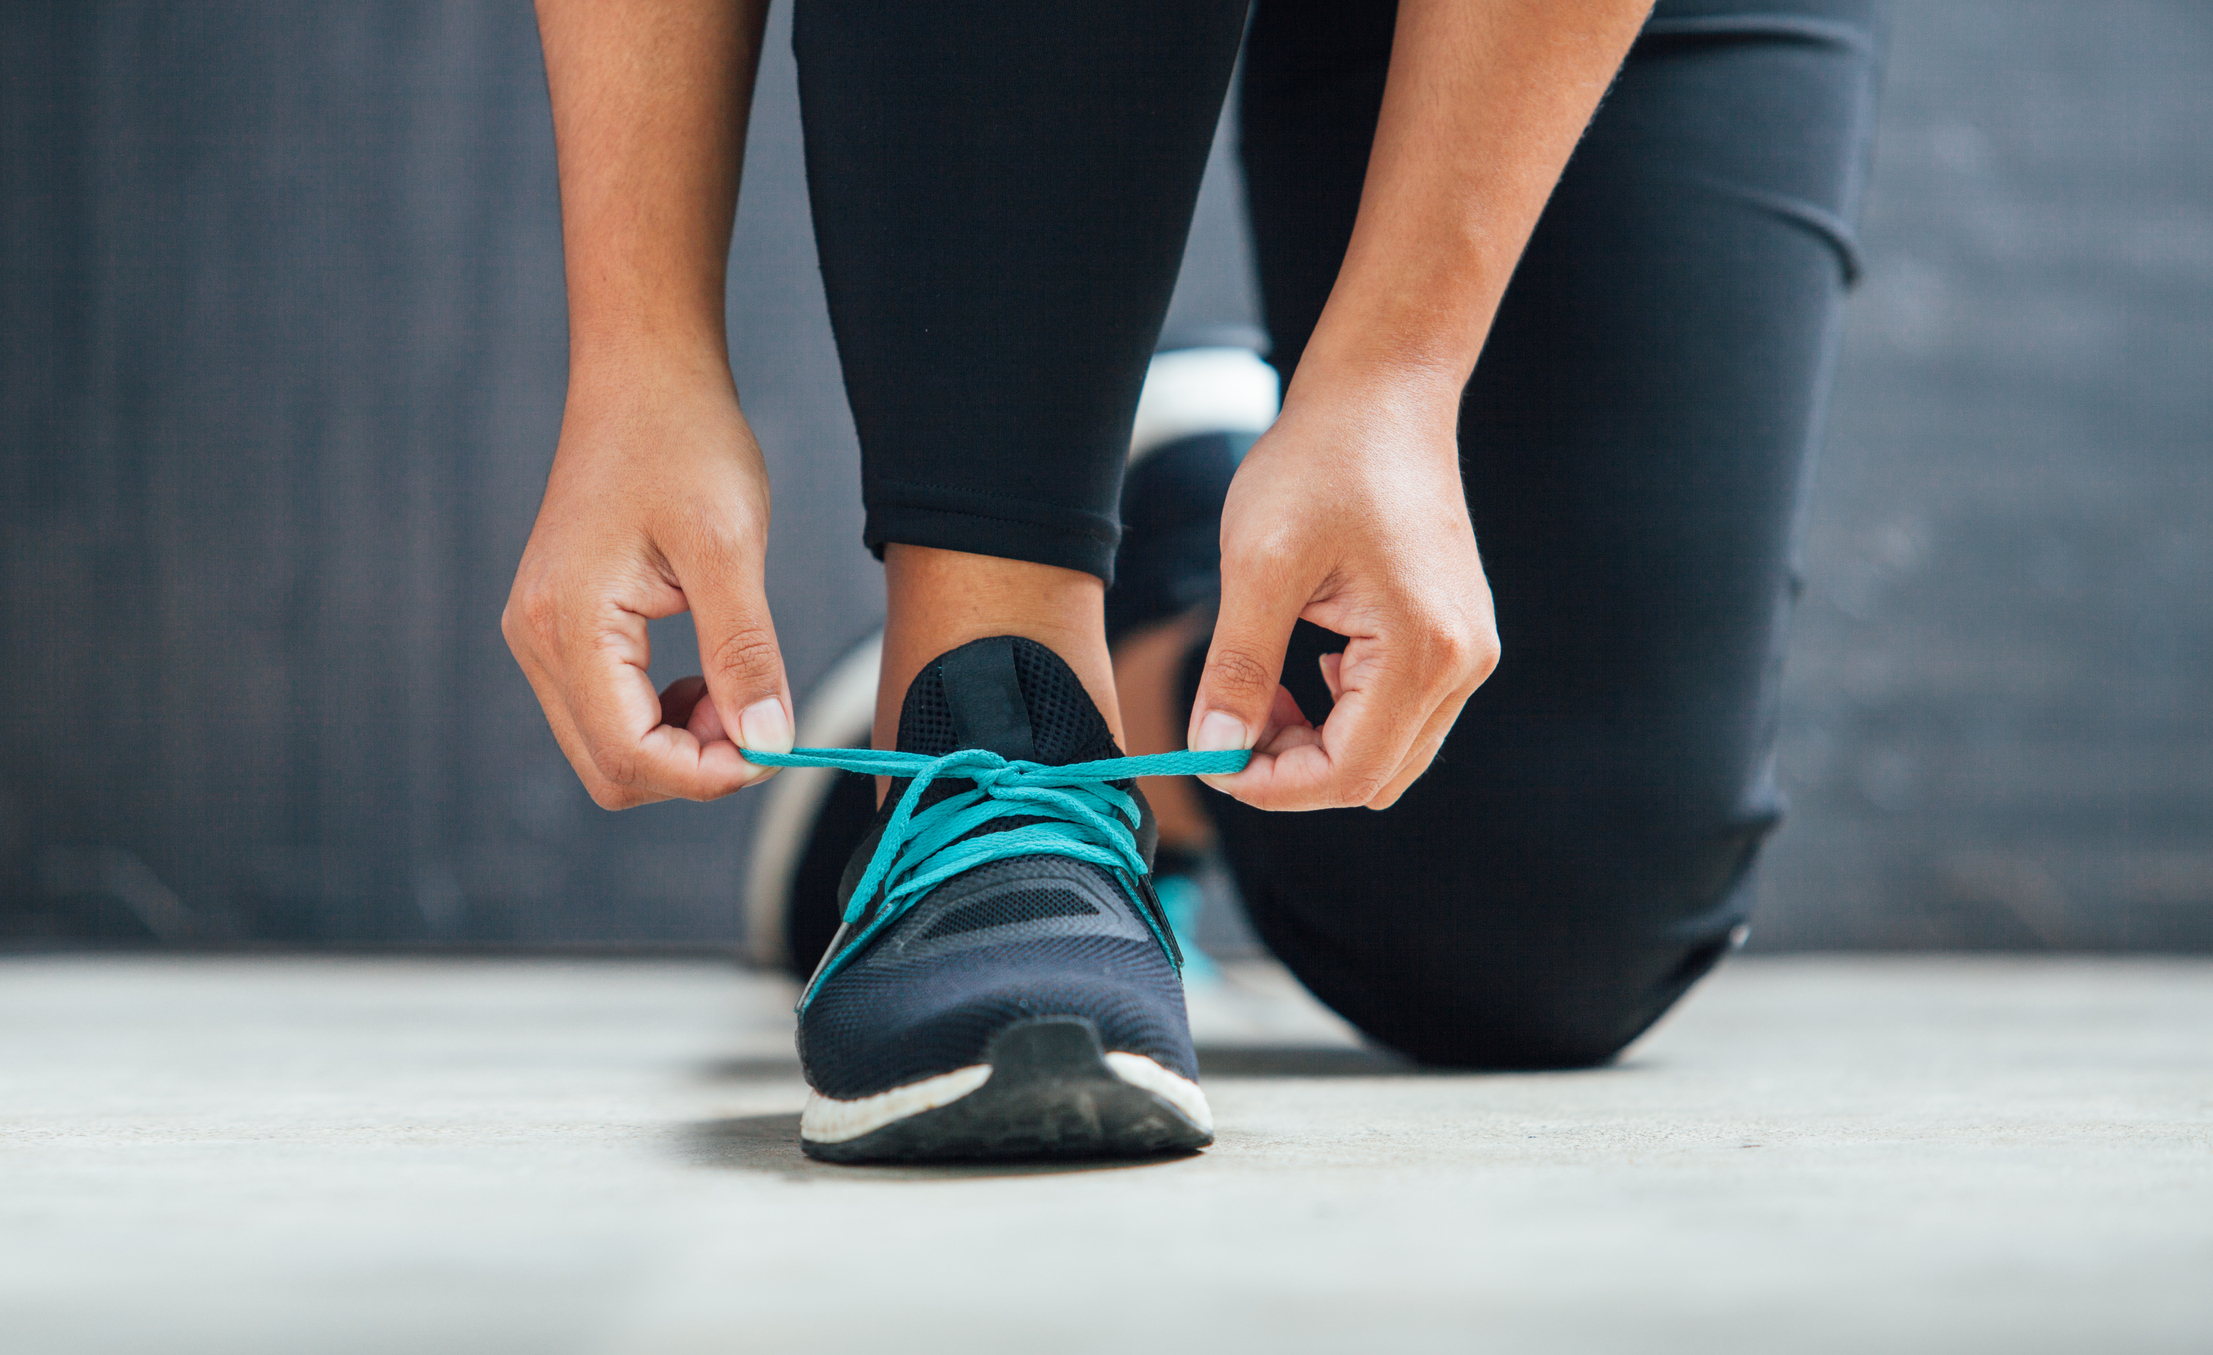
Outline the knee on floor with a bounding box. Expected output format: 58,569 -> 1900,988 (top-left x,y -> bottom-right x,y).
1320,931 -> 1739,1072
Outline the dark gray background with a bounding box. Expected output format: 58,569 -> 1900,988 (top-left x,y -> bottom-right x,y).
3,2 -> 2207,950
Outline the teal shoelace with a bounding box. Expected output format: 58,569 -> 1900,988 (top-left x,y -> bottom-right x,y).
743,746 -> 1249,1003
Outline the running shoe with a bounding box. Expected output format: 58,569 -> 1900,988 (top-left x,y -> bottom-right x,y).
745,635 -> 1244,1162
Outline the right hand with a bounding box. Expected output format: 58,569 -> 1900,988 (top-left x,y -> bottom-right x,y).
502,366 -> 792,809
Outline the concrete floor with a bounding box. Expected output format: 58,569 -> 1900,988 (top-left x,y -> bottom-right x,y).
2,955 -> 2208,1354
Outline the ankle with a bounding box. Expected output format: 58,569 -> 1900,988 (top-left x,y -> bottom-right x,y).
879,545 -> 1122,751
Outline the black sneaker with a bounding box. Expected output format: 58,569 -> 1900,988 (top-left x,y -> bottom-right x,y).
791,635 -> 1213,1163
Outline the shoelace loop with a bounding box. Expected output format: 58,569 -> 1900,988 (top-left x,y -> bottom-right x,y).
744,746 -> 1249,1001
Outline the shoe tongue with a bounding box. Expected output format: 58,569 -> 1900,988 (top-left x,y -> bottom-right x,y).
895,636 -> 1120,766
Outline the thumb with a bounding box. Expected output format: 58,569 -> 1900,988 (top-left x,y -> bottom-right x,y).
1189,545 -> 1308,757
669,538 -> 793,770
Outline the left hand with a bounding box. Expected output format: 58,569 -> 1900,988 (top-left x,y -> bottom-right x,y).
1188,377 -> 1500,811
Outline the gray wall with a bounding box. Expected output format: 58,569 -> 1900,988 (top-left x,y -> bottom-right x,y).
1752,2 -> 2213,950
1,1 -> 878,945
3,2 -> 2207,950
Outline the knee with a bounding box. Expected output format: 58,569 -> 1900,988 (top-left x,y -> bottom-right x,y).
1252,898 -> 1742,1071
1215,765 -> 1772,1070
1416,933 -> 1736,1069
1364,930 -> 1737,1070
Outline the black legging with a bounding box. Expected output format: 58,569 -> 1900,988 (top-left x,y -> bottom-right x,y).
793,0 -> 1886,1066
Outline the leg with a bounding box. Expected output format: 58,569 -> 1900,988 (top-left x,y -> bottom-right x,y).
1218,0 -> 1887,1066
793,0 -> 1250,743
780,0 -> 1251,1162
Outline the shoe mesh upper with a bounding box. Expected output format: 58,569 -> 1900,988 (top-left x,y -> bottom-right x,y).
915,886 -> 1098,941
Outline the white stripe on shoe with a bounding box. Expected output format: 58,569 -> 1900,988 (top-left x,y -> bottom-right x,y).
800,1064 -> 993,1145
1103,1052 -> 1214,1134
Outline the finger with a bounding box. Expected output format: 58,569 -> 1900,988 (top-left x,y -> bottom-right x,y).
542,692 -> 645,810
683,687 -> 725,743
554,702 -> 673,810
507,596 -> 675,808
665,520 -> 792,778
513,643 -> 675,809
677,678 -> 779,784
1190,536 -> 1312,758
659,670 -> 772,773
1209,632 -> 1446,811
1208,672 -> 1414,810
1196,684 -> 1319,793
1319,650 -> 1344,703
1370,695 -> 1463,808
564,593 -> 763,805
1364,688 -> 1469,810
1363,619 -> 1498,808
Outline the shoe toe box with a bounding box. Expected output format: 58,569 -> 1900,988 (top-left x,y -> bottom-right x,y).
800,858 -> 1196,1101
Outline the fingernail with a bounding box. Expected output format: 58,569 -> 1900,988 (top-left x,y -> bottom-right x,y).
1194,710 -> 1250,754
738,698 -> 793,755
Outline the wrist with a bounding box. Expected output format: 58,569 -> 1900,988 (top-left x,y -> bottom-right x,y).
565,329 -> 737,406
1278,346 -> 1466,431
1286,295 -> 1484,402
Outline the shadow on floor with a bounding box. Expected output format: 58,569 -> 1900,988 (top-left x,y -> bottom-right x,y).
679,1112 -> 1199,1180
699,1044 -> 1438,1084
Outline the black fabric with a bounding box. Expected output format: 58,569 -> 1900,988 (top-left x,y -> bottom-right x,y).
1210,0 -> 1888,1067
896,636 -> 1118,765
793,0 -> 1886,1069
793,0 -> 1251,582
938,640 -> 1038,762
798,637 -> 1196,1100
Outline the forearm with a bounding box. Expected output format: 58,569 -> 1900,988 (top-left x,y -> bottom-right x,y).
535,0 -> 769,384
1293,0 -> 1652,411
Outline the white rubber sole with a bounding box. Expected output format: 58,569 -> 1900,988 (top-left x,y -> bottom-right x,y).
1101,1051 -> 1215,1132
800,1064 -> 994,1145
800,1021 -> 1214,1163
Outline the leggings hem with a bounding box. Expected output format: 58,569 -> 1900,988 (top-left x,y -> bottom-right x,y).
864,483 -> 1121,583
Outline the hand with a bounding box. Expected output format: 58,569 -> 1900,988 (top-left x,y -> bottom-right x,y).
502,367 -> 792,809
1188,379 -> 1499,811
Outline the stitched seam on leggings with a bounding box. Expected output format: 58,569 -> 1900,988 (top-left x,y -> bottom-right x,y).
867,479 -> 1121,547
863,501 -> 1122,581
